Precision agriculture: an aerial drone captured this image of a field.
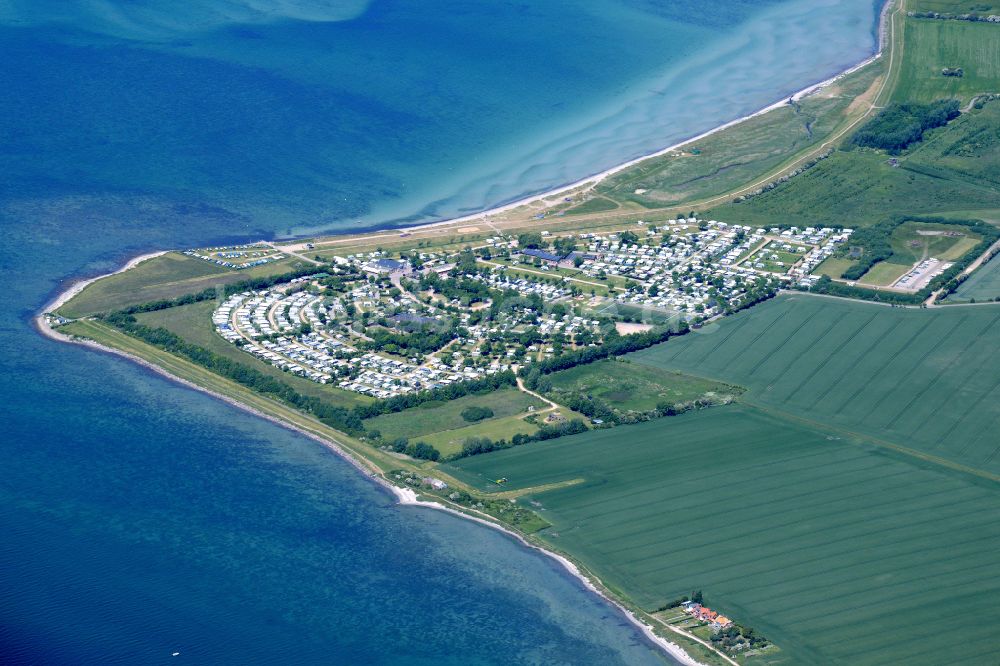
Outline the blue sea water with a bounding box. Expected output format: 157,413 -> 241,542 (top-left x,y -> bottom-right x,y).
0,1 -> 882,663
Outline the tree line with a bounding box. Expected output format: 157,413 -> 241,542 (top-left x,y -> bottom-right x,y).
101,312 -> 365,435
454,419 -> 590,459
354,371 -> 517,420
521,326 -> 685,377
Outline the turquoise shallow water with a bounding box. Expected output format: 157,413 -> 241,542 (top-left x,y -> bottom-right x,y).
0,1 -> 881,663
0,0 -> 881,232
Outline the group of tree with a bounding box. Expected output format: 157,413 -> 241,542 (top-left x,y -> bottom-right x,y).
517,232 -> 544,249
420,272 -> 492,305
116,287 -> 218,315
385,437 -> 440,461
360,323 -> 457,356
850,99 -> 960,154
460,405 -> 494,422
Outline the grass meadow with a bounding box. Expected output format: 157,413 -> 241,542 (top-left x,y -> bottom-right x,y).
909,0 -> 999,11
446,406 -> 1000,665
364,388 -> 543,444
857,260 -> 909,286
59,251 -> 310,318
593,59 -> 884,210
893,19 -> 1000,105
712,140 -> 1000,229
712,12 -> 1000,231
419,414 -> 540,458
545,359 -> 741,412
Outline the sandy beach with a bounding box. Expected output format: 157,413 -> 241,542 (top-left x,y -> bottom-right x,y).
41,251 -> 168,316
379,0 -> 893,238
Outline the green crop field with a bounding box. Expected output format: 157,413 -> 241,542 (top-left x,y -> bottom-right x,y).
544,358 -> 741,412
947,253 -> 1000,301
136,300 -> 371,409
363,388 -> 543,442
445,406 -> 1000,665
893,19 -> 1000,105
631,294 -> 1000,474
59,251 -> 311,318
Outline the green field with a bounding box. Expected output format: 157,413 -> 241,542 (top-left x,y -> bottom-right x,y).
631,294 -> 1000,474
711,9 -> 1000,231
565,196 -> 620,215
135,300 -> 371,409
545,358 -> 741,412
910,0 -> 998,11
364,388 -> 543,442
595,60 -> 884,208
947,253 -> 1000,301
889,220 -> 982,263
713,104 -> 1000,228
748,241 -> 809,274
59,252 -> 310,318
857,260 -> 910,285
893,19 -> 1000,104
445,406 -> 1000,665
811,256 -> 856,279
419,414 -> 541,458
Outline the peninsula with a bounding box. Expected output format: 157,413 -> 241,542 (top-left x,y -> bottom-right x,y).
40,1 -> 1000,663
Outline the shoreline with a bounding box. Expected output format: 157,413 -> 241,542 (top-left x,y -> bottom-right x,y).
389,486 -> 712,666
34,302 -> 709,666
43,251 -> 168,315
32,5 -> 895,662
357,0 -> 893,237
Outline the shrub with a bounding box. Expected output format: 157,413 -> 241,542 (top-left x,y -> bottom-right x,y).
461,406 -> 495,422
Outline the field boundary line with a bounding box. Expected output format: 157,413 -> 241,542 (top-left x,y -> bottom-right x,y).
494,478 -> 586,500
741,401 -> 1000,483
684,307 -> 758,365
